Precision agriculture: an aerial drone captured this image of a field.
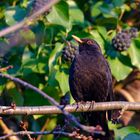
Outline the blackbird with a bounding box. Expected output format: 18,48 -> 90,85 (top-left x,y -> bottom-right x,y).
69,35 -> 113,139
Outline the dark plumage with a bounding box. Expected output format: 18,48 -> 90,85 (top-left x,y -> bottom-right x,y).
69,36 -> 113,139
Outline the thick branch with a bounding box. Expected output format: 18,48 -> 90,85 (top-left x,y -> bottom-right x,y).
0,101 -> 140,115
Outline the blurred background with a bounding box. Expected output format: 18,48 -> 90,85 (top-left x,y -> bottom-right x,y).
0,0 -> 140,139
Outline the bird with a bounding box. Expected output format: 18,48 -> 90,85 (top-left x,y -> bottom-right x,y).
69,35 -> 114,139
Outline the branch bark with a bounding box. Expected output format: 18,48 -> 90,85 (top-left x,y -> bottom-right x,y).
0,101 -> 140,115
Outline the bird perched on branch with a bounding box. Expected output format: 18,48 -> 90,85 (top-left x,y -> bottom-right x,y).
69,35 -> 114,139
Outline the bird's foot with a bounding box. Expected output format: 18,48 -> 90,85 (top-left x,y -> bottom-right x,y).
118,105 -> 129,119
72,101 -> 95,112
87,101 -> 95,111
72,101 -> 86,111
112,105 -> 128,124
111,110 -> 121,124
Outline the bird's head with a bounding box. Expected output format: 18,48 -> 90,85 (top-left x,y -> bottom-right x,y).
72,35 -> 101,53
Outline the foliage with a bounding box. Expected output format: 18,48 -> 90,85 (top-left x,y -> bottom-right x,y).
0,0 -> 140,139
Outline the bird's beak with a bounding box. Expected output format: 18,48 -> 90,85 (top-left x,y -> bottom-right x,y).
72,35 -> 83,44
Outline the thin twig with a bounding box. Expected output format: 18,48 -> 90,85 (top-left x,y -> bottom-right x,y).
20,121 -> 33,140
0,65 -> 13,72
36,119 -> 50,140
115,89 -> 135,102
0,130 -> 76,140
0,119 -> 19,140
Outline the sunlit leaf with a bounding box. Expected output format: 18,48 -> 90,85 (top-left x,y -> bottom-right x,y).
97,26 -> 107,39
6,81 -> 24,106
68,1 -> 84,23
124,133 -> 140,140
99,3 -> 118,18
20,29 -> 36,44
5,6 -> 26,26
128,39 -> 140,69
48,43 -> 64,72
113,0 -> 125,7
55,69 -> 69,94
107,56 -> 132,81
90,30 -> 105,53
115,126 -> 140,140
91,1 -> 103,17
47,0 -> 71,31
33,115 -> 44,120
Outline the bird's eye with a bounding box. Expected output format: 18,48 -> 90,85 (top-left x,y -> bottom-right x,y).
87,40 -> 93,45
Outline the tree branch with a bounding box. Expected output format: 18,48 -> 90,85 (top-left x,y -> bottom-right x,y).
115,88 -> 135,102
0,0 -> 60,37
0,73 -> 102,135
0,101 -> 140,115
0,119 -> 19,140
0,73 -> 59,106
0,130 -> 77,140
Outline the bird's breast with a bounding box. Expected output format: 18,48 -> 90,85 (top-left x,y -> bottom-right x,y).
69,52 -> 112,102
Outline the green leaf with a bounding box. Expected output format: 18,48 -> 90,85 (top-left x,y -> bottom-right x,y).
47,1 -> 71,31
0,78 -> 6,92
22,47 -> 34,63
90,30 -> 105,53
33,115 -> 44,120
6,82 -> 24,106
21,45 -> 47,74
128,39 -> 140,69
24,89 -> 49,106
48,43 -> 64,72
108,121 -> 122,130
113,0 -> 125,7
96,17 -> 117,28
124,133 -> 140,140
107,56 -> 132,81
91,1 -> 103,17
72,31 -> 92,39
97,26 -> 107,39
5,6 -> 26,26
99,3 -> 118,18
118,53 -> 132,67
20,29 -> 36,44
43,118 -> 57,140
115,126 -> 140,140
21,60 -> 46,75
36,61 -> 47,74
21,59 -> 37,73
48,69 -> 58,87
69,1 -> 84,23
9,89 -> 24,106
55,69 -> 69,95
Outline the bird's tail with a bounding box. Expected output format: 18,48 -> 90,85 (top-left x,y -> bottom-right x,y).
83,111 -> 112,139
